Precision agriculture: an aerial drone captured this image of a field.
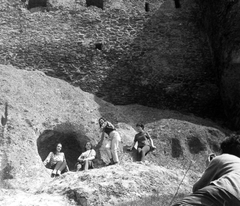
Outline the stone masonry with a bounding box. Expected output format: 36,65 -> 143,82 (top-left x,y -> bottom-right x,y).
0,0 -> 217,117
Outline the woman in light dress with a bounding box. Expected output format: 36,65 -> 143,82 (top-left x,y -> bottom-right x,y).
43,143 -> 68,177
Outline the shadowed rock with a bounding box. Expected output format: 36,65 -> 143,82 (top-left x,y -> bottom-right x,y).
171,138 -> 182,158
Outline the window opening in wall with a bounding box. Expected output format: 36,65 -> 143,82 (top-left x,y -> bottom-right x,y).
27,0 -> 47,9
95,43 -> 102,50
174,0 -> 181,8
86,0 -> 104,10
145,2 -> 150,12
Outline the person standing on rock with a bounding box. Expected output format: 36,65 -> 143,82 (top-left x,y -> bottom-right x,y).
172,134 -> 240,206
99,117 -> 121,165
99,117 -> 115,134
99,117 -> 114,165
76,142 -> 96,171
99,132 -> 112,166
129,123 -> 156,162
43,143 -> 68,177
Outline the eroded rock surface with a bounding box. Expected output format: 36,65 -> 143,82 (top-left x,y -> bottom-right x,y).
0,65 -> 131,189
39,162 -> 195,206
0,65 -> 227,205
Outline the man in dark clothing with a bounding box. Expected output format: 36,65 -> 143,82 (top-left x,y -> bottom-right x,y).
172,134 -> 240,206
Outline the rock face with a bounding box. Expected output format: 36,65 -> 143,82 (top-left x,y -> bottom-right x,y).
0,0 -> 217,120
39,162 -> 194,206
0,64 -> 129,189
0,162 -> 194,206
48,0 -> 79,9
0,65 -> 227,205
24,0 -> 81,9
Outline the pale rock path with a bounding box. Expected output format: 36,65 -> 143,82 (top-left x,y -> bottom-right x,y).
0,189 -> 74,206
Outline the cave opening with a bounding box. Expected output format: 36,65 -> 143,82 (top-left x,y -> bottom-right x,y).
187,136 -> 206,154
171,138 -> 183,158
37,130 -> 89,171
27,0 -> 47,9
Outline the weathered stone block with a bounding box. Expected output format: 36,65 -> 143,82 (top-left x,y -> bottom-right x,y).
48,0 -> 77,8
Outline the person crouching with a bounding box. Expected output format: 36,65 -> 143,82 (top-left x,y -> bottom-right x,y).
76,142 -> 96,171
43,143 -> 68,177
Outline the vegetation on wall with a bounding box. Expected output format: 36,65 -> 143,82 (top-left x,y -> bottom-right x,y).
192,0 -> 240,129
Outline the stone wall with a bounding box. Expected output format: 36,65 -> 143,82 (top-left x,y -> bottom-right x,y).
75,0 -> 215,115
48,0 -> 79,8
0,0 -> 217,117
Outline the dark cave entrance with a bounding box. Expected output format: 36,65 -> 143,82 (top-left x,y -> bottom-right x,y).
187,136 -> 206,154
28,0 -> 47,9
171,138 -> 183,158
37,130 -> 89,171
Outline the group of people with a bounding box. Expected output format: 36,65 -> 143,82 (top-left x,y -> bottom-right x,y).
43,117 -> 156,177
42,117 -> 240,205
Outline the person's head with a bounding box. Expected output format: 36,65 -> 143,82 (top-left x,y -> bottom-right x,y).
55,143 -> 62,153
85,141 -> 92,151
99,117 -> 106,128
136,123 -> 144,132
220,134 -> 240,157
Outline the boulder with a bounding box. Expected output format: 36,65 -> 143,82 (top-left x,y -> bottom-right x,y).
0,65 -> 228,204
39,162 -> 195,206
0,65 -> 133,189
0,162 -> 195,206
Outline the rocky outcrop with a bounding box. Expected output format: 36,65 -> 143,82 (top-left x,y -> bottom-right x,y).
0,65 -> 227,205
39,162 -> 194,206
0,64 -> 132,189
0,162 -> 195,206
